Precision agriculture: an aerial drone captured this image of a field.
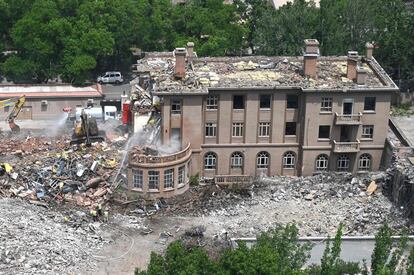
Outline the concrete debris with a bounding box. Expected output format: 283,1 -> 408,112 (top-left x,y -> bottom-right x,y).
164,172 -> 407,237
366,181 -> 378,195
0,198 -> 110,274
0,131 -> 124,209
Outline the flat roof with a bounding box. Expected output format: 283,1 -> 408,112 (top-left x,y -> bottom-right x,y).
135,53 -> 398,94
0,84 -> 103,99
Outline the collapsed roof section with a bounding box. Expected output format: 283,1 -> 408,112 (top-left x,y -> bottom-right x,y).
133,40 -> 398,95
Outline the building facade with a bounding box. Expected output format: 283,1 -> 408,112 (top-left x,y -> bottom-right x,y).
130,39 -> 397,194
0,84 -> 103,121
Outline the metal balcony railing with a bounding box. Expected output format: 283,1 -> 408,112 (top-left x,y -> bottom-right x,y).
214,175 -> 253,185
332,140 -> 361,153
334,112 -> 362,125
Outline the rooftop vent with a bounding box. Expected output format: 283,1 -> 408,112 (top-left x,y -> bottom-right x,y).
356,66 -> 367,85
186,42 -> 195,62
365,42 -> 374,59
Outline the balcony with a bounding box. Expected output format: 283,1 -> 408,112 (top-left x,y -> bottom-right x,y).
129,143 -> 192,167
215,175 -> 253,186
332,140 -> 360,153
334,112 -> 362,125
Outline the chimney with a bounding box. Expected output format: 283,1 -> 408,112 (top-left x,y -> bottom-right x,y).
186,42 -> 194,62
356,66 -> 367,85
303,39 -> 319,78
174,48 -> 187,79
365,42 -> 374,59
347,51 -> 358,80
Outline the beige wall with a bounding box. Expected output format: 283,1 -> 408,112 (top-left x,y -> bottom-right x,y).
0,97 -> 102,120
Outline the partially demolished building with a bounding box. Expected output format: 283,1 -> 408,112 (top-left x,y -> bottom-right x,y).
127,39 -> 398,198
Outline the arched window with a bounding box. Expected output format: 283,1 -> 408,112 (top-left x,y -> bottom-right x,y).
204,152 -> 217,170
230,152 -> 243,168
283,151 -> 295,169
315,154 -> 329,171
257,151 -> 270,169
337,155 -> 350,172
358,154 -> 372,171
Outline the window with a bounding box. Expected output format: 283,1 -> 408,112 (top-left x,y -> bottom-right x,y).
318,125 -> 330,139
233,95 -> 245,109
231,152 -> 243,168
286,95 -> 298,109
148,171 -> 160,190
41,104 -> 48,112
206,95 -> 218,110
260,95 -> 271,109
164,169 -> 174,189
358,154 -> 372,171
364,97 -> 376,111
133,170 -> 143,189
257,151 -> 270,169
285,122 -> 297,136
178,166 -> 185,186
232,122 -> 244,137
259,122 -> 271,137
362,125 -> 374,139
315,155 -> 329,171
337,155 -> 350,172
205,123 -> 217,137
321,97 -> 332,112
171,100 -> 182,114
283,151 -> 295,169
204,152 -> 217,170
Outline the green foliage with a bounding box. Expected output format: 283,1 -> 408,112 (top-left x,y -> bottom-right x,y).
407,246 -> 414,275
137,224 -> 311,275
189,173 -> 199,186
1,0 -> 413,85
390,103 -> 414,116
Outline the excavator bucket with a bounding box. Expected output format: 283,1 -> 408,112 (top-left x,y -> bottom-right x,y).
8,121 -> 20,134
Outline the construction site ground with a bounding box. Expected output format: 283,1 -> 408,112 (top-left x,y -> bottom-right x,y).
0,131 -> 412,274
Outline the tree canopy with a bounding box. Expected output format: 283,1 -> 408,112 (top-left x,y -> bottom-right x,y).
0,0 -> 413,86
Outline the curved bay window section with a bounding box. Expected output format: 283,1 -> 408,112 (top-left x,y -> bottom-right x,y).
127,143 -> 192,199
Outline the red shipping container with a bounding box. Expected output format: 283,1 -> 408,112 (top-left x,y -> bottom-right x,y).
122,103 -> 131,125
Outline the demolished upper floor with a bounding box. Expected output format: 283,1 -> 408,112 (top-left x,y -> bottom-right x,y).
133,40 -> 399,95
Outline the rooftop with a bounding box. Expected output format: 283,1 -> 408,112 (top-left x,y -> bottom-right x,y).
0,84 -> 103,98
135,54 -> 398,94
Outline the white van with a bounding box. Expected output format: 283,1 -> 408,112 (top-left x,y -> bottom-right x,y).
104,106 -> 117,120
97,71 -> 123,84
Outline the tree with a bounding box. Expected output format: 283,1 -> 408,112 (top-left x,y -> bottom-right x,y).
254,0 -> 319,56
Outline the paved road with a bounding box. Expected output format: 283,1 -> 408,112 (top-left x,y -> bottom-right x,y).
101,83 -> 131,100
232,237 -> 414,266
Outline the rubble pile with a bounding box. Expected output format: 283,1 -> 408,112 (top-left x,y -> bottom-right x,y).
166,172 -> 407,236
0,198 -> 110,274
0,133 -> 124,208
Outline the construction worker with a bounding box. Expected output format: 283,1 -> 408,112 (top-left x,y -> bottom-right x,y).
97,203 -> 103,216
90,208 -> 98,221
103,210 -> 109,222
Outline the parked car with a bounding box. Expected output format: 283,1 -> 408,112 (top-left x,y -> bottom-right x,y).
97,71 -> 123,84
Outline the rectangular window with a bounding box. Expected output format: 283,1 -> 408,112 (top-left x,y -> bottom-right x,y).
285,122 -> 297,136
233,95 -> 245,109
41,104 -> 48,112
232,122 -> 244,137
133,170 -> 143,189
318,125 -> 330,139
164,168 -> 174,189
286,95 -> 298,109
206,95 -> 218,110
321,97 -> 332,112
148,171 -> 159,190
171,100 -> 182,114
258,122 -> 271,137
205,123 -> 217,137
362,125 -> 374,139
364,97 -> 376,111
178,166 -> 185,186
260,95 -> 271,109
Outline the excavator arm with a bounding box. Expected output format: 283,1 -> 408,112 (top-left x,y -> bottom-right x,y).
0,95 -> 26,133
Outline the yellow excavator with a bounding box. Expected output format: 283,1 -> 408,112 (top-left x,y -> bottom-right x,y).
0,95 -> 26,133
71,109 -> 105,146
